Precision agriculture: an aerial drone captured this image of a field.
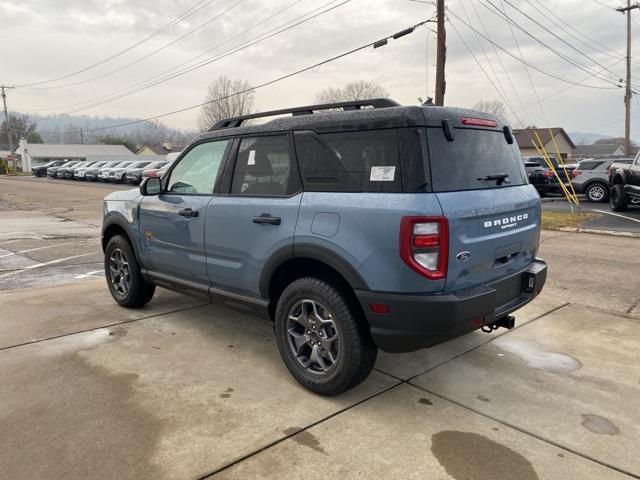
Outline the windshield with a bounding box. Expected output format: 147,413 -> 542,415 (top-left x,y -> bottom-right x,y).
426,127 -> 527,192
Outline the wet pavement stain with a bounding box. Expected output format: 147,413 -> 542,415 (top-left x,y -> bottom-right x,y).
476,395 -> 490,402
283,428 -> 327,455
581,414 -> 620,435
431,431 -> 538,480
220,388 -> 234,399
419,398 -> 433,405
493,336 -> 582,373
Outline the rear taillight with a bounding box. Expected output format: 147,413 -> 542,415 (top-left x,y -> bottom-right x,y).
543,171 -> 554,179
400,216 -> 448,280
571,170 -> 581,178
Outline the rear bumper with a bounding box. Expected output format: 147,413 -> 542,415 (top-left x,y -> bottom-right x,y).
356,259 -> 547,353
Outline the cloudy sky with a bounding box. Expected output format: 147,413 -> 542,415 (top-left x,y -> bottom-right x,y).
1,0 -> 638,139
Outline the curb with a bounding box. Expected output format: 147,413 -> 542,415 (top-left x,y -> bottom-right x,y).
544,226 -> 640,238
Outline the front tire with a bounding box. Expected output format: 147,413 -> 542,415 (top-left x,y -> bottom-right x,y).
274,277 -> 377,396
104,235 -> 155,308
585,182 -> 608,203
610,184 -> 628,212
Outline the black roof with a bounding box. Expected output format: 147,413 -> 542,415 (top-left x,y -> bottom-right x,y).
195,99 -> 503,143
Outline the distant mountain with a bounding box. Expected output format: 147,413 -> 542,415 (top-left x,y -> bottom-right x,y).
568,132 -> 613,145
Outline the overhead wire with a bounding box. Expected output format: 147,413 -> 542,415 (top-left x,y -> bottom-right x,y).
36,19 -> 433,136
11,0 -> 219,87
26,0 -> 347,117
21,0 -> 250,90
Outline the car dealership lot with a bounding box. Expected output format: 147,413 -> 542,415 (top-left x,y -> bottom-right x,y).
1,175 -> 639,479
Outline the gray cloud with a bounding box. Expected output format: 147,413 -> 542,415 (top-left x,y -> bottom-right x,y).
1,0 -> 637,139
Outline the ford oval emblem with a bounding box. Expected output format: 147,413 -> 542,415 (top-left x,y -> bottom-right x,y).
456,251 -> 471,262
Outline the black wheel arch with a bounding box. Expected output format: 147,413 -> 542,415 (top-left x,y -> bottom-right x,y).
260,244 -> 370,321
101,216 -> 143,266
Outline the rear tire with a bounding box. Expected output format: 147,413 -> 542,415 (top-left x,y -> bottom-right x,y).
104,235 -> 155,308
610,184 -> 628,212
585,182 -> 608,203
274,277 -> 377,396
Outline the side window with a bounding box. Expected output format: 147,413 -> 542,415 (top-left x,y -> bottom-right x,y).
295,129 -> 401,193
167,140 -> 229,194
230,136 -> 294,196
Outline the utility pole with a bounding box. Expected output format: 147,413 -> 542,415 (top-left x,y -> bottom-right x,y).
80,128 -> 84,145
1,85 -> 16,173
617,1 -> 639,156
435,0 -> 446,106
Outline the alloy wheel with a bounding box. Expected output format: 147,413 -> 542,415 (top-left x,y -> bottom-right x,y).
286,299 -> 339,375
588,184 -> 606,202
108,248 -> 131,296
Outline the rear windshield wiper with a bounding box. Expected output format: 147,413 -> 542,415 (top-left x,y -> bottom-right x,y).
477,173 -> 510,185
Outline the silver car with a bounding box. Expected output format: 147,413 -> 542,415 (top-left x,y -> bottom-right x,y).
571,157 -> 634,202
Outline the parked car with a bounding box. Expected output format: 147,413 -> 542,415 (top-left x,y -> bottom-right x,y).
124,161 -> 167,184
523,155 -> 577,185
98,161 -> 135,182
76,161 -> 110,181
524,161 -> 554,197
609,152 -> 640,211
102,99 -> 547,395
32,160 -> 66,177
571,157 -> 634,203
141,161 -> 173,180
65,161 -> 99,179
51,161 -> 81,178
85,161 -> 117,181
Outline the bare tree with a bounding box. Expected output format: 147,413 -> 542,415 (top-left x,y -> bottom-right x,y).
198,76 -> 255,131
472,99 -> 509,124
315,80 -> 390,104
1,113 -> 41,147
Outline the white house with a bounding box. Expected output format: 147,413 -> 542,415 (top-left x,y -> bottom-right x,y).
16,138 -> 133,170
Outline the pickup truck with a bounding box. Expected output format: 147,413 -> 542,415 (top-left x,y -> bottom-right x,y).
609,152 -> 640,211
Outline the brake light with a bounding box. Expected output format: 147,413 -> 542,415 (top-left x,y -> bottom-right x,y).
571,170 -> 581,178
460,116 -> 497,128
400,217 -> 448,280
543,171 -> 554,179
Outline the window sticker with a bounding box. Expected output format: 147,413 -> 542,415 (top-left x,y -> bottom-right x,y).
370,166 -> 396,181
248,150 -> 256,165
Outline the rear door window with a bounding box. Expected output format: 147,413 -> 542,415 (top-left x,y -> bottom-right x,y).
295,129 -> 402,193
578,160 -> 604,170
426,128 -> 527,192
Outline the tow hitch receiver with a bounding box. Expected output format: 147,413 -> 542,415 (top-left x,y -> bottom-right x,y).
482,315 -> 515,333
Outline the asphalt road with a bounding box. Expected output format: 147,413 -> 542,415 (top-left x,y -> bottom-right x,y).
542,194 -> 640,234
1,174 -> 640,479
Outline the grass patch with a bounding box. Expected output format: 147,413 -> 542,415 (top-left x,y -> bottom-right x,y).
541,211 -> 598,230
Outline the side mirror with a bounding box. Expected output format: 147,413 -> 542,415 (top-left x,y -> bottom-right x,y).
140,177 -> 161,196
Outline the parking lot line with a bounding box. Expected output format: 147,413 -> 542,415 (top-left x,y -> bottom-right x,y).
0,242 -> 77,258
592,209 -> 640,224
0,253 -> 94,279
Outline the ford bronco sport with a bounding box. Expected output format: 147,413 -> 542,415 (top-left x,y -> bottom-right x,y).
102,98 -> 547,395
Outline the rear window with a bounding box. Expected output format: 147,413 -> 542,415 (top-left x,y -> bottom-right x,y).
295,129 -> 402,193
426,127 -> 527,192
577,160 -> 604,170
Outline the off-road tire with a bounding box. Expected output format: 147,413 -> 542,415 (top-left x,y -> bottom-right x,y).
274,277 -> 377,396
105,234 -> 156,308
585,182 -> 609,203
610,184 -> 628,212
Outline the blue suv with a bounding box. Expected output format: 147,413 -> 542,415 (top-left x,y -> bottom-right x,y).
102,99 -> 547,395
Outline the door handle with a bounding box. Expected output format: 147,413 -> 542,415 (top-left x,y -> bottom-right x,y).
178,208 -> 199,218
253,213 -> 281,225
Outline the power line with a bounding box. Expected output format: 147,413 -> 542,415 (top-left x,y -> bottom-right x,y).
26,0 -> 346,117
37,20 -> 433,136
20,0 -> 249,91
10,0 -> 219,88
446,7 -> 619,90
482,0 -> 624,87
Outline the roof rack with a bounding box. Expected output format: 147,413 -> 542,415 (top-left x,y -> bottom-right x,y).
209,98 -> 401,130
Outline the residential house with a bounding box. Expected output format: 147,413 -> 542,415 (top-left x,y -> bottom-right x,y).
513,128 -> 576,160
136,142 -> 184,156
573,143 -> 627,159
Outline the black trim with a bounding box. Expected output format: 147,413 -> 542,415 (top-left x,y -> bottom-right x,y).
294,244 -> 368,289
101,216 -> 143,266
357,259 -> 547,353
258,244 -> 295,298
